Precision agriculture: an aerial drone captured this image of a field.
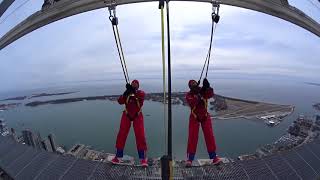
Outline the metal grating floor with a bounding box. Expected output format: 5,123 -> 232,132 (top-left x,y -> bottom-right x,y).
0,136 -> 319,180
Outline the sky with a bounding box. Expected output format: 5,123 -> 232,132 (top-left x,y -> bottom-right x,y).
0,0 -> 319,93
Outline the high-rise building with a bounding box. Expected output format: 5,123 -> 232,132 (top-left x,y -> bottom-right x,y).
0,119 -> 5,131
10,128 -> 17,142
48,134 -> 57,152
34,132 -> 42,149
41,139 -> 53,152
22,130 -> 36,147
22,129 -> 42,149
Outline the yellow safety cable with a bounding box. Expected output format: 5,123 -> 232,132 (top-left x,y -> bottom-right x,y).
160,2 -> 173,179
160,4 -> 167,156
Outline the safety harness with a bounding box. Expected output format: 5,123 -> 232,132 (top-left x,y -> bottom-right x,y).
124,93 -> 142,121
191,95 -> 209,122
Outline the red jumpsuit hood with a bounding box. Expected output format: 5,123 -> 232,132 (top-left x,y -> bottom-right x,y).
132,80 -> 139,89
188,80 -> 197,89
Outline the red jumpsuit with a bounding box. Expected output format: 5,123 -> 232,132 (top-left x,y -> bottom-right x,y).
115,90 -> 147,159
186,87 -> 217,161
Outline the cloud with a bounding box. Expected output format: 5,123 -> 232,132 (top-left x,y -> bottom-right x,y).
0,1 -> 319,93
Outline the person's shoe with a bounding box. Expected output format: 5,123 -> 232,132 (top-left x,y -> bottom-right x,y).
111,156 -> 120,164
185,160 -> 192,167
212,156 -> 222,165
140,158 -> 148,167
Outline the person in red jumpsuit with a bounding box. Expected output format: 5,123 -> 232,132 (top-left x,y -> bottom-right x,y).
185,78 -> 221,167
111,80 -> 148,167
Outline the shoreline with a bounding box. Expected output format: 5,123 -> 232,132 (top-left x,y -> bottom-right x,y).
22,92 -> 295,124
0,91 -> 78,102
1,91 -> 295,124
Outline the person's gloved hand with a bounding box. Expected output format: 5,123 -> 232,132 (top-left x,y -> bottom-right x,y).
123,90 -> 129,97
123,90 -> 135,96
126,83 -> 132,90
203,78 -> 210,88
123,83 -> 133,96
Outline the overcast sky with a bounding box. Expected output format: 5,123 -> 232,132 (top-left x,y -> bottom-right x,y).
0,0 -> 319,93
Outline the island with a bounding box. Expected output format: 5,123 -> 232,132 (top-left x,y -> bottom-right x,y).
25,92 -> 186,107
305,82 -> 320,87
25,95 -> 115,106
0,103 -> 21,111
0,96 -> 27,101
24,92 -> 294,125
0,92 -> 77,102
29,92 -> 77,99
212,95 -> 294,123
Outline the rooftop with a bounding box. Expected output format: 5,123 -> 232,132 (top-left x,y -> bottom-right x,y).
0,135 -> 319,179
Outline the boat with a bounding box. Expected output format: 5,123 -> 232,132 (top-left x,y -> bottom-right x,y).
265,120 -> 280,127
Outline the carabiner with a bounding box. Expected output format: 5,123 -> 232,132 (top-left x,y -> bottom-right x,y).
211,2 -> 220,23
108,6 -> 118,25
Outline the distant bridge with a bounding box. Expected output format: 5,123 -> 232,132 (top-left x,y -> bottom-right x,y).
0,0 -> 319,51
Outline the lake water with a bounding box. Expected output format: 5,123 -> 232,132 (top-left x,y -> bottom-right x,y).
1,77 -> 319,160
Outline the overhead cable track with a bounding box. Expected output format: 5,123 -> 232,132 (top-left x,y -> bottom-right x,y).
0,0 -> 31,25
306,0 -> 320,11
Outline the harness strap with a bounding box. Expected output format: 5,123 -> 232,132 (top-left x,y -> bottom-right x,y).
191,97 -> 208,121
124,94 -> 141,120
